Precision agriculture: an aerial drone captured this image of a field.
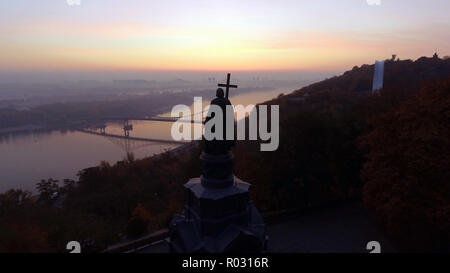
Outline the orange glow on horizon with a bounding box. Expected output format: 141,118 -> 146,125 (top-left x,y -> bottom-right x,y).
1,21 -> 448,73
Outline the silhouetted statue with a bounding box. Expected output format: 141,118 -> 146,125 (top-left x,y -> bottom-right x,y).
169,73 -> 266,253
203,88 -> 235,155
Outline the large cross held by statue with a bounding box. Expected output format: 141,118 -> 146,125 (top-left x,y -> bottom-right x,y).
218,73 -> 238,98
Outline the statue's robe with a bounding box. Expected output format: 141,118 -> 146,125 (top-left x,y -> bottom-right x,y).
203,96 -> 235,155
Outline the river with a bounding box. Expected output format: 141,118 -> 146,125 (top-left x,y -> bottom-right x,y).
0,86 -> 295,193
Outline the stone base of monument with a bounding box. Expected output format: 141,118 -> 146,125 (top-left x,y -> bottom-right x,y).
169,152 -> 267,253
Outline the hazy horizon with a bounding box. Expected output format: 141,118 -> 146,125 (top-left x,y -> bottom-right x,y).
0,68 -> 339,84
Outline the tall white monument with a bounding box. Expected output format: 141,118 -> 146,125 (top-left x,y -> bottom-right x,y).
372,60 -> 385,93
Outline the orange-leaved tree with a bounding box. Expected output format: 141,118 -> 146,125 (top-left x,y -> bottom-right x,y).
361,77 -> 450,252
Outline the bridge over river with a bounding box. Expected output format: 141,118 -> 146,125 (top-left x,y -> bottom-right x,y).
78,116 -> 199,152
103,116 -> 203,124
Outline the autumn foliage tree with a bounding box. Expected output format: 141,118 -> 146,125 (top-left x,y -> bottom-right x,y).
361,77 -> 450,251
126,203 -> 151,238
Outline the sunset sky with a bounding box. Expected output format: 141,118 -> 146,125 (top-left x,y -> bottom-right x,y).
0,0 -> 449,75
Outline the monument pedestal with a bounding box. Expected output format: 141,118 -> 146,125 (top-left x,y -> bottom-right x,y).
169,152 -> 267,253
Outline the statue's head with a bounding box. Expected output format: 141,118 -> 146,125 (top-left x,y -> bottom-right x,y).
216,88 -> 224,98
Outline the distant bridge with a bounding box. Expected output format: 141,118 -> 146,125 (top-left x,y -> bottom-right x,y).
78,129 -> 184,145
78,126 -> 188,153
103,116 -> 203,124
78,115 -> 201,152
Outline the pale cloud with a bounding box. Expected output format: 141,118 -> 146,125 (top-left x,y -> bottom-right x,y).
366,0 -> 381,6
66,0 -> 81,6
